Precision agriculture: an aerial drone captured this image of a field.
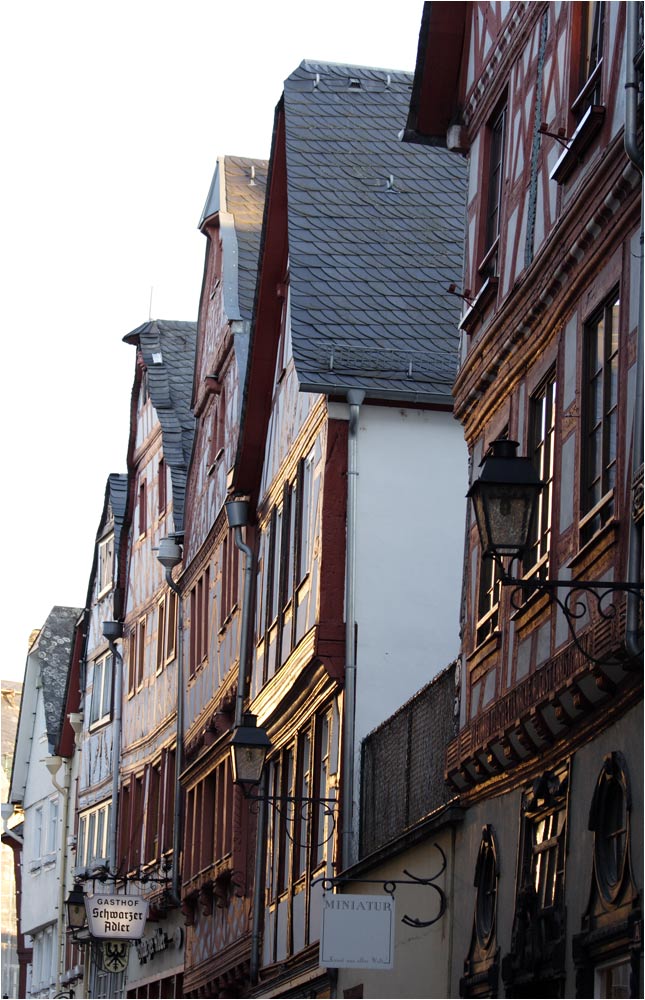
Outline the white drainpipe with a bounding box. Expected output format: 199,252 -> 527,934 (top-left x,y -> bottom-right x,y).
45,755 -> 71,993
342,389 -> 364,869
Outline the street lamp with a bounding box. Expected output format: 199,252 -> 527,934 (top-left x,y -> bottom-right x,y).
229,715 -> 272,792
467,439 -> 544,558
468,439 -> 643,664
65,885 -> 87,932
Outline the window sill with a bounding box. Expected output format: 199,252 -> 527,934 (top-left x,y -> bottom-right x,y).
550,105 -> 606,185
569,515 -> 619,578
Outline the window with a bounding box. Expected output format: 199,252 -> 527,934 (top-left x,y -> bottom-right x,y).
97,532 -> 114,596
158,456 -> 167,517
461,826 -> 500,997
264,711 -> 337,964
33,805 -> 43,860
138,478 -> 147,537
137,617 -> 146,688
90,651 -> 113,725
46,797 -> 59,855
189,569 -> 209,676
524,371 -> 557,575
594,959 -> 630,999
156,598 -> 166,674
127,619 -> 146,694
476,555 -> 501,646
77,801 -> 111,869
582,292 -> 619,545
144,763 -> 161,863
183,758 -> 233,883
479,102 -> 507,280
256,452 -> 316,674
155,594 -> 177,673
502,769 -> 568,991
574,2 -> 605,119
220,531 -> 240,624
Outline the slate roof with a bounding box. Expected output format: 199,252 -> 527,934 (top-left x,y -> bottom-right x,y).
282,60 -> 467,402
108,472 -> 128,554
31,606 -> 81,754
200,156 -> 269,323
124,320 -> 197,533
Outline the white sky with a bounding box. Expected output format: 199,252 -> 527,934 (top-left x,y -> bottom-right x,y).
0,1 -> 424,682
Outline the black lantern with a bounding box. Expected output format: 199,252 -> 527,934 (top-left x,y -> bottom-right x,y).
230,715 -> 272,790
65,884 -> 87,931
467,439 -> 544,559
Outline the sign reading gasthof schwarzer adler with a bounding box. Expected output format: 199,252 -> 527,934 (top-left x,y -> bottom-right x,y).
85,894 -> 149,940
319,894 -> 396,969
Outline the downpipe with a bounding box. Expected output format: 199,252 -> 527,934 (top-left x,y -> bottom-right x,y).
225,497 -> 264,981
47,756 -> 70,993
342,389 -> 364,870
106,638 -> 123,872
624,1 -> 644,659
164,567 -> 185,904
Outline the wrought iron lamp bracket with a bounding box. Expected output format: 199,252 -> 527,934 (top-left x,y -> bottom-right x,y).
312,843 -> 447,928
245,794 -> 339,847
493,555 -> 644,666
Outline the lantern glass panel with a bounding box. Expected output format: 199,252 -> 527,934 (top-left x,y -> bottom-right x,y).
231,743 -> 267,787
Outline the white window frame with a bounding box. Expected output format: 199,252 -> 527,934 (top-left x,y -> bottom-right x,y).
77,800 -> 111,870
89,651 -> 113,727
97,531 -> 114,597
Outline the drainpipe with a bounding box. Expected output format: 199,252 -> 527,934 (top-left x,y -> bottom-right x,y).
224,497 -> 254,727
624,1 -> 644,658
157,536 -> 185,904
224,497 -> 266,983
45,755 -> 71,993
342,389 -> 365,869
103,621 -> 124,872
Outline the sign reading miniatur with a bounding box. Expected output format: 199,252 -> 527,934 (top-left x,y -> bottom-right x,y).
319,893 -> 396,969
85,894 -> 149,940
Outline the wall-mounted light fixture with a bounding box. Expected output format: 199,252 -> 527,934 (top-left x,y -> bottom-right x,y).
229,714 -> 338,834
468,440 -> 643,664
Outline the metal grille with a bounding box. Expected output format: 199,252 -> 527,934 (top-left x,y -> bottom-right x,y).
360,664 -> 457,858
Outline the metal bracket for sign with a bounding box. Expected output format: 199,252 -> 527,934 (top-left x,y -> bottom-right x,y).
312,842 -> 447,928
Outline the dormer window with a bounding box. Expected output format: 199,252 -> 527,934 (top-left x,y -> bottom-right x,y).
97,532 -> 114,597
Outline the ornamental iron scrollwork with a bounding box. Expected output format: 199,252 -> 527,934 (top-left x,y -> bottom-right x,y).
493,554 -> 643,667
312,842 -> 447,928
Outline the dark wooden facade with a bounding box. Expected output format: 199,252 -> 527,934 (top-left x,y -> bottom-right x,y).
408,2 -> 643,996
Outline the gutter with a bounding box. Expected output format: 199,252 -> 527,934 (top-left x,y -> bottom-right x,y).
342,389 -> 364,869
624,1 -> 644,659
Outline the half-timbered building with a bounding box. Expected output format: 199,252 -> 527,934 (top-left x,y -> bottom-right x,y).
178,155 -> 268,998
69,473 -> 127,997
406,3 -> 643,996
117,319 -> 197,999
228,59 -> 469,997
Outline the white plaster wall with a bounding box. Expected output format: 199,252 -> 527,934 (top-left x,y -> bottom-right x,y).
351,405 -> 467,832
21,688 -> 61,939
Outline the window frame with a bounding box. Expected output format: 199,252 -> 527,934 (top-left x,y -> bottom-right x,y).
581,290 -> 620,546
89,650 -> 113,727
524,370 -> 557,577
478,98 -> 508,283
97,531 -> 114,598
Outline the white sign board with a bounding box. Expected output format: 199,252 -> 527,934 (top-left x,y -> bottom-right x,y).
319,894 -> 396,969
85,894 -> 149,940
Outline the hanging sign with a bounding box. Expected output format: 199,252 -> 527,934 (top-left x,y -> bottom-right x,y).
319,894 -> 396,969
85,893 -> 149,940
